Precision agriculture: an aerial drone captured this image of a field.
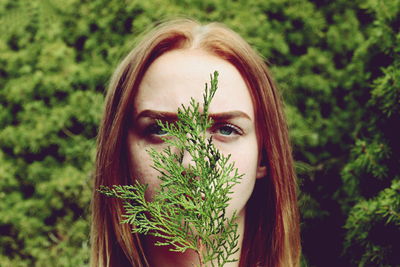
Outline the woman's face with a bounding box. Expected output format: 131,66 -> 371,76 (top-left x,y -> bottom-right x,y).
127,49 -> 266,218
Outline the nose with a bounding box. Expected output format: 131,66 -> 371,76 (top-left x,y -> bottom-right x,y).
181,149 -> 195,170
180,148 -> 201,182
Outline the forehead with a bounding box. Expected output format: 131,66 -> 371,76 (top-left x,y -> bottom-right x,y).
134,49 -> 254,118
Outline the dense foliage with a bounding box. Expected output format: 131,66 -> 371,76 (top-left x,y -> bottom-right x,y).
0,0 -> 398,266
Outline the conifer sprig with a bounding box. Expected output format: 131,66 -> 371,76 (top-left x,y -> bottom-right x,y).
99,71 -> 242,266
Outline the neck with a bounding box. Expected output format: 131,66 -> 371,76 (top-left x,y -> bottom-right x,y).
143,210 -> 246,267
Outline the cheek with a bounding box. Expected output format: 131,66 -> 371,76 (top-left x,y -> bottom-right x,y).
127,134 -> 161,199
231,149 -> 258,198
220,136 -> 260,214
232,146 -> 259,183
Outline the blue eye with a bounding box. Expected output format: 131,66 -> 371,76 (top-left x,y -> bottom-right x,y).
213,123 -> 242,137
218,125 -> 236,136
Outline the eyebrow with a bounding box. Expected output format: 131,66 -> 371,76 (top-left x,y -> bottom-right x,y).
135,109 -> 251,121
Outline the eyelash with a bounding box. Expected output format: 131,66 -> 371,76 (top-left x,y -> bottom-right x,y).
145,123 -> 167,136
210,123 -> 243,137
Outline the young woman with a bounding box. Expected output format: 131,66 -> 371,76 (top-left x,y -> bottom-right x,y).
91,19 -> 300,267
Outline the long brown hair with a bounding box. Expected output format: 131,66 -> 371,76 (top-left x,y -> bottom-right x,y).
91,19 -> 300,267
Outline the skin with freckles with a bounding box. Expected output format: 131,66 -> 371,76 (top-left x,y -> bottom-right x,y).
127,49 -> 266,266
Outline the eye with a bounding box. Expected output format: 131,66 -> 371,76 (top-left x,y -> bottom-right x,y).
211,123 -> 243,140
218,125 -> 238,136
146,123 -> 168,136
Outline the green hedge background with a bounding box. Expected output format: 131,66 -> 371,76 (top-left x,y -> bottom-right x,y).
0,0 -> 399,266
